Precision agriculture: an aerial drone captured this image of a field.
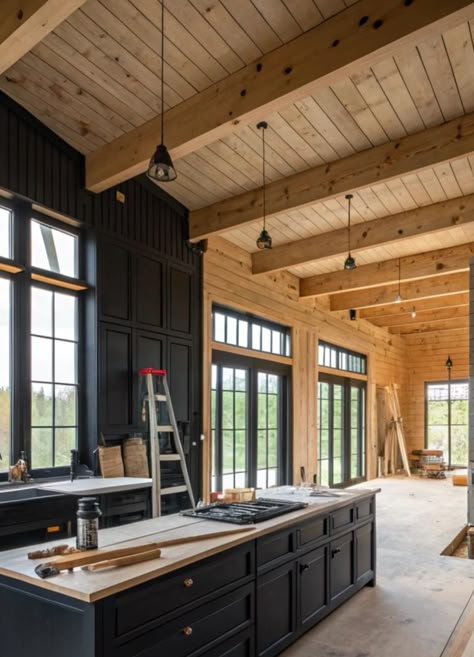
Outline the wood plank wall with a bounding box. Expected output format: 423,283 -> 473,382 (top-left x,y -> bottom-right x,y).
203,237 -> 408,494
404,328 -> 468,453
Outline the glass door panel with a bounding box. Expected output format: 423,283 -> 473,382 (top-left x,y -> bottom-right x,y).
257,372 -> 282,488
332,384 -> 344,485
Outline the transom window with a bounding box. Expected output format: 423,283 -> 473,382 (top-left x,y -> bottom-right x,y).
318,341 -> 366,375
212,305 -> 291,357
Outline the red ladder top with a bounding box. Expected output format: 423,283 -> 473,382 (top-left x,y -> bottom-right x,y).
139,368 -> 167,376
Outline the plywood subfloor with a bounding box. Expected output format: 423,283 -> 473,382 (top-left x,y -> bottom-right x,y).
282,476 -> 474,657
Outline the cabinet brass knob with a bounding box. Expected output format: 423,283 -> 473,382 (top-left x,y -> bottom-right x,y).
184,578 -> 194,587
182,626 -> 193,636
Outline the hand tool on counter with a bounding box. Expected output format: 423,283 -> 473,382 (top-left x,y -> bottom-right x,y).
33,526 -> 256,578
84,548 -> 163,571
34,543 -> 161,579
28,544 -> 80,559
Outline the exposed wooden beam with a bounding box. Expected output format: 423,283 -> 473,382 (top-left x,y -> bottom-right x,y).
85,0 -> 474,193
300,243 -> 474,298
191,108 -> 474,243
370,305 -> 468,328
359,293 -> 469,320
0,0 -> 86,74
254,195 -> 474,275
330,272 -> 469,311
389,317 -> 468,335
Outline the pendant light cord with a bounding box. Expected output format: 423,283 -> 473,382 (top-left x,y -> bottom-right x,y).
347,195 -> 352,256
161,0 -> 165,144
262,126 -> 266,231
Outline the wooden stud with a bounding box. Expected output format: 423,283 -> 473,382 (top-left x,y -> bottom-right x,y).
359,292 -> 469,320
300,243 -> 474,297
329,271 -> 469,311
0,1 -> 86,75
370,305 -> 469,328
85,0 -> 474,192
256,194 -> 474,275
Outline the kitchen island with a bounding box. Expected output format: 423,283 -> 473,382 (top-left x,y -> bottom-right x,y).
0,487 -> 378,657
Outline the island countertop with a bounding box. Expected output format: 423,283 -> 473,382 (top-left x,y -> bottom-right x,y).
0,486 -> 379,603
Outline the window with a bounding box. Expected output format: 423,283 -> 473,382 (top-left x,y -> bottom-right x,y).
211,353 -> 290,492
425,381 -> 468,465
212,305 -> 291,357
0,201 -> 83,476
318,341 -> 366,375
0,278 -> 11,469
31,288 -> 78,467
317,375 -> 366,488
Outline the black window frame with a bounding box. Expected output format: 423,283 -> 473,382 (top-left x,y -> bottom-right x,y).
424,379 -> 469,465
0,198 -> 85,481
317,372 -> 366,488
318,340 -> 367,375
211,350 -> 292,491
212,304 -> 291,357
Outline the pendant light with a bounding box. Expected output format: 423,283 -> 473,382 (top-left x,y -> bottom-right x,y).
147,0 -> 177,183
256,121 -> 272,250
395,257 -> 402,303
411,306 -> 416,318
344,194 -> 356,270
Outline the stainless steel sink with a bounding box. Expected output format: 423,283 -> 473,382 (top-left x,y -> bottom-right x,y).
0,487 -> 62,503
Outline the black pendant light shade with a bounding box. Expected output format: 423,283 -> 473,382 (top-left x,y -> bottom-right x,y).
256,228 -> 272,250
344,193 -> 356,270
146,0 -> 177,184
256,121 -> 272,250
148,143 -> 177,182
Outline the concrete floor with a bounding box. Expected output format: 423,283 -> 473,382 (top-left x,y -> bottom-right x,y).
282,476 -> 474,657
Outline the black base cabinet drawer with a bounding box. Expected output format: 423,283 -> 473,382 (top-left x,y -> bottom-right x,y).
256,528 -> 295,572
106,542 -> 255,639
201,629 -> 254,657
106,583 -> 254,657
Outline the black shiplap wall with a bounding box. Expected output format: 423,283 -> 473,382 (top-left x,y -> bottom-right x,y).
0,92 -> 202,495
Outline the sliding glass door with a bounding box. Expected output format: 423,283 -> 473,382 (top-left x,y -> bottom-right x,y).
317,374 -> 365,488
211,353 -> 290,491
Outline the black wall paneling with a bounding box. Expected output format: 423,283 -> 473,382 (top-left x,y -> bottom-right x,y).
0,91 -> 202,498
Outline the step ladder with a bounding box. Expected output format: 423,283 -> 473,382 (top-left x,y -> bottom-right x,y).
139,368 -> 196,517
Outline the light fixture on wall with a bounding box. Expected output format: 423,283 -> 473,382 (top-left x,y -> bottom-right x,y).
343,194 -> 356,270
146,0 -> 177,183
411,306 -> 416,318
256,121 -> 272,250
395,258 -> 402,303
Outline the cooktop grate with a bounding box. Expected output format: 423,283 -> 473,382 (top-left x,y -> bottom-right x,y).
181,498 -> 307,524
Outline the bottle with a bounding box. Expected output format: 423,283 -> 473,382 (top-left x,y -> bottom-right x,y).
76,497 -> 102,550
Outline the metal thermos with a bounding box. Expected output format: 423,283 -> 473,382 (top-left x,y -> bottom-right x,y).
76,497 -> 102,550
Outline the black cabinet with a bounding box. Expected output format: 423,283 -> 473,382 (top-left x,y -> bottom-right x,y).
299,545 -> 328,630
256,560 -> 297,657
330,531 -> 354,604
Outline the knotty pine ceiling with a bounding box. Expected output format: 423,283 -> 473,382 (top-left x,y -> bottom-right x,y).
2,0 -> 474,285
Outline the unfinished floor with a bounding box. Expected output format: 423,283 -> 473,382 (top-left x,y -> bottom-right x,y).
282,476 -> 474,657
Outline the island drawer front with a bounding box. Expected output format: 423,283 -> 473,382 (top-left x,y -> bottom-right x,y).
355,497 -> 374,523
110,542 -> 255,638
257,528 -> 295,570
296,515 -> 328,550
330,506 -> 354,535
107,583 -> 254,657
200,628 -> 254,657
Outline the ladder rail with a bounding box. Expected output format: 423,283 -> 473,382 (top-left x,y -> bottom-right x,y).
145,373 -> 162,517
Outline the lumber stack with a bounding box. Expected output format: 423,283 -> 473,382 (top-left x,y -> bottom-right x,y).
383,384 -> 411,477
411,449 -> 446,478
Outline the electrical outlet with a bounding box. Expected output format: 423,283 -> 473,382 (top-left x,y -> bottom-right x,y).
116,190 -> 126,204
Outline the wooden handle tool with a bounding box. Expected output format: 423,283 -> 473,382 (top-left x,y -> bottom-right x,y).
84,547 -> 162,571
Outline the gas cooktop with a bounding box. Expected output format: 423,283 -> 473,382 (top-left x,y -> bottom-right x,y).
182,498 -> 307,525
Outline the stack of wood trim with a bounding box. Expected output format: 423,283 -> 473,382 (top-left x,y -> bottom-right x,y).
383,384 -> 411,477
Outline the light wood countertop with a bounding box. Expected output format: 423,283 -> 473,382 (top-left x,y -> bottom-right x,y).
0,487 -> 378,603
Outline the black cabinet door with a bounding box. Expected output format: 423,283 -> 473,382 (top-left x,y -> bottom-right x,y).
330,532 -> 354,604
298,545 -> 328,630
99,323 -> 132,430
355,522 -> 374,584
256,560 -> 297,657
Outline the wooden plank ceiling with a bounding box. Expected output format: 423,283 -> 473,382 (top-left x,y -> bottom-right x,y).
1,0 -> 474,334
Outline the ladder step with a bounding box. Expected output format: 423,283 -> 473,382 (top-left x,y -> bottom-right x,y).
161,485 -> 188,495
154,394 -> 167,402
160,454 -> 181,461
157,425 -> 174,432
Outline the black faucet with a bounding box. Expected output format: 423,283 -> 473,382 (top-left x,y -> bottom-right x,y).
70,448 -> 80,482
